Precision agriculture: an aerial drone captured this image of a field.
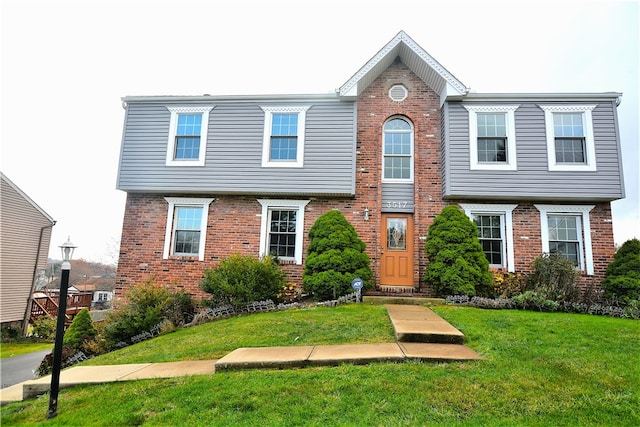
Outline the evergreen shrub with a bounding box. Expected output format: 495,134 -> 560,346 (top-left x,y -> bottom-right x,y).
200,254 -> 286,309
303,210 -> 373,301
602,238 -> 640,304
63,308 -> 97,350
424,205 -> 492,297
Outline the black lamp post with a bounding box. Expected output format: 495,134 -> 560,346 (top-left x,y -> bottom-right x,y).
47,237 -> 76,419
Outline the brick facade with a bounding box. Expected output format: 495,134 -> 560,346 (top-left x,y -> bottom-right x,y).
115,61 -> 617,303
354,60 -> 445,293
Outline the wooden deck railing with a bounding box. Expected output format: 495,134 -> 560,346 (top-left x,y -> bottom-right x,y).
30,292 -> 93,325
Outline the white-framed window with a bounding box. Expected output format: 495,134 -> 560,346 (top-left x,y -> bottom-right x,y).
163,197 -> 214,261
257,199 -> 310,264
463,105 -> 519,171
535,204 -> 595,275
166,106 -> 213,166
261,106 -> 310,168
539,105 -> 596,171
95,292 -> 110,302
383,116 -> 414,182
460,203 -> 518,271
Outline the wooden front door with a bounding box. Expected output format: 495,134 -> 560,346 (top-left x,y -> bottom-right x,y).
380,213 -> 414,286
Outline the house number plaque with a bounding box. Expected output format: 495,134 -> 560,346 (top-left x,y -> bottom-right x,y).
383,201 -> 411,209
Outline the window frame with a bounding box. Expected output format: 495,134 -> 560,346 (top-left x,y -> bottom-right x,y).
261,106 -> 310,168
163,197 -> 214,261
382,116 -> 414,183
257,199 -> 310,264
463,105 -> 519,171
460,203 -> 517,272
165,106 -> 213,166
539,104 -> 597,172
535,204 -> 595,274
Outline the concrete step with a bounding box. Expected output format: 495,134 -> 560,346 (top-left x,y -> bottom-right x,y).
385,304 -> 465,344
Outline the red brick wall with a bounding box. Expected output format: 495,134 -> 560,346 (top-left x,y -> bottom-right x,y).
355,60 -> 445,293
115,194 -> 373,306
465,201 -> 615,290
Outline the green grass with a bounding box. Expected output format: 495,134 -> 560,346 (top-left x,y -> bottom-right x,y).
2,304 -> 639,426
0,342 -> 52,359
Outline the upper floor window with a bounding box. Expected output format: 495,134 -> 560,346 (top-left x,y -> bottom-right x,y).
261,106 -> 310,168
258,199 -> 310,264
460,203 -> 518,272
383,117 -> 414,182
463,105 -> 519,171
539,105 -> 596,172
535,204 -> 595,274
163,197 -> 214,261
166,106 -> 213,166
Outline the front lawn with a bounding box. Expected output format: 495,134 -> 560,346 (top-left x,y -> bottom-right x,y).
2,304 -> 638,426
0,342 -> 52,359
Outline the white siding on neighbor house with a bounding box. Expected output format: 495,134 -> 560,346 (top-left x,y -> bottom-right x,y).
1,174 -> 55,324
442,100 -> 624,201
117,99 -> 357,196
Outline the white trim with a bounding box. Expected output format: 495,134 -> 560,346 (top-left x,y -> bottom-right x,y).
338,31 -> 468,98
389,84 -> 408,102
165,106 -> 213,166
459,203 -> 518,272
163,197 -> 214,261
539,104 -> 597,172
535,204 -> 595,275
260,106 -> 310,168
382,116 -> 414,183
463,105 -> 520,171
257,199 -> 310,264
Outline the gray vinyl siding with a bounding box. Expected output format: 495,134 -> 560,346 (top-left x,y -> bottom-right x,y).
117,100 -> 356,196
443,101 -> 624,201
1,176 -> 54,324
382,183 -> 414,212
440,103 -> 450,198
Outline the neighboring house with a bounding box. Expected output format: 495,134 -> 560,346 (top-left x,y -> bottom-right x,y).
0,172 -> 56,330
114,31 -> 624,300
74,277 -> 115,308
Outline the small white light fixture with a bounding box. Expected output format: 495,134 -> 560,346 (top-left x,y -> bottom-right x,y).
59,236 -> 77,269
363,208 -> 370,221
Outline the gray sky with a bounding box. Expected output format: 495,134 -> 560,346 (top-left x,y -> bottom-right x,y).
1,0 -> 638,263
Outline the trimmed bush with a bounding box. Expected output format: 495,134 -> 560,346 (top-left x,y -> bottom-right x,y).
200,254 -> 286,309
424,205 -> 492,297
602,238 -> 640,304
63,308 -> 97,350
303,210 -> 373,301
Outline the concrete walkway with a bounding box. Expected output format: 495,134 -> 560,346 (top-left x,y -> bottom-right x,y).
1,304 -> 481,405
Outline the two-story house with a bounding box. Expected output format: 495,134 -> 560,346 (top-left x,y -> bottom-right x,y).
115,31 -> 624,301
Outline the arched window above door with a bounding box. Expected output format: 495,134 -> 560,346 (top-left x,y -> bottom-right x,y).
383,117 -> 414,182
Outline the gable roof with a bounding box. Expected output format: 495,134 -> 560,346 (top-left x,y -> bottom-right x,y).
338,30 -> 468,105
1,172 -> 55,224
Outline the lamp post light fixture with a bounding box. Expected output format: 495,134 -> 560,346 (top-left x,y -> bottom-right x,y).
47,237 -> 76,419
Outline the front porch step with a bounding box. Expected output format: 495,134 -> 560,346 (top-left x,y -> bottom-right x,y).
385,304 -> 465,345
